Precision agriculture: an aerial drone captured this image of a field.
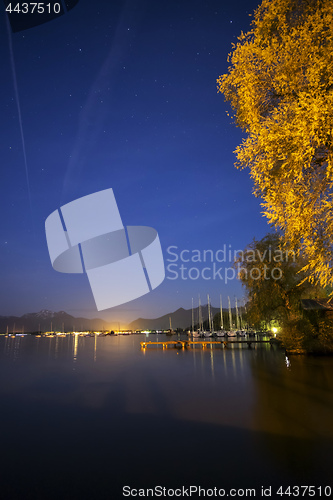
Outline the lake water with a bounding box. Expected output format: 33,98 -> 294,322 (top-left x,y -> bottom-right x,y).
0,334 -> 332,499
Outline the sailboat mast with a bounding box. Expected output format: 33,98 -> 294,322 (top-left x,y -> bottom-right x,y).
235,297 -> 240,330
228,296 -> 232,330
207,294 -> 211,331
220,294 -> 223,330
239,304 -> 243,329
191,298 -> 194,333
198,295 -> 203,331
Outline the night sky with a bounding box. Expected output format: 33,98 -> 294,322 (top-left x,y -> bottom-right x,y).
0,0 -> 270,327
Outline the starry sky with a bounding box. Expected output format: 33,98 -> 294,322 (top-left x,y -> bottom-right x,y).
0,0 -> 270,327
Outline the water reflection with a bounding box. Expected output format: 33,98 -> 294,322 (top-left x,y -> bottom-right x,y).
250,349 -> 333,484
231,347 -> 237,378
0,333 -> 332,493
55,335 -> 59,359
73,333 -> 78,363
94,333 -> 97,362
4,335 -> 23,361
210,347 -> 215,382
285,355 -> 291,368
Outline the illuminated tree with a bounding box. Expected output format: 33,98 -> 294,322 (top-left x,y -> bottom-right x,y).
217,0 -> 333,287
235,232 -> 325,328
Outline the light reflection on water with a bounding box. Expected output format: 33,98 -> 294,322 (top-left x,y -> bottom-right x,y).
73,333 -> 78,363
0,333 -> 332,497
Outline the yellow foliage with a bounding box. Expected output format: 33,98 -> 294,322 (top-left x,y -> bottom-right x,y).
217,0 -> 333,288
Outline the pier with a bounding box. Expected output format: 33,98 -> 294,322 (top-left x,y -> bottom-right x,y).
140,339 -> 273,349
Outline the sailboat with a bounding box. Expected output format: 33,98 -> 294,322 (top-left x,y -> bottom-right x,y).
216,294 -> 227,337
235,297 -> 246,336
209,294 -> 218,336
227,296 -> 236,337
188,297 -> 194,335
189,297 -> 200,337
196,295 -> 206,337
201,294 -> 213,337
199,295 -> 212,337
235,297 -> 246,337
166,316 -> 175,335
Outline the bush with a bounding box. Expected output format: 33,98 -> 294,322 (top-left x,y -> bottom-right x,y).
281,317 -> 333,353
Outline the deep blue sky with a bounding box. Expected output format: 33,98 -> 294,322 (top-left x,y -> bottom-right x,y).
0,0 -> 270,327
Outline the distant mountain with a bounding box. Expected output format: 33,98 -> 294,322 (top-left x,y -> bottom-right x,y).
0,310 -> 108,333
128,304 -> 238,331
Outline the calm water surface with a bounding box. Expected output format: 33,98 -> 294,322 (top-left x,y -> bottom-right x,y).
0,334 -> 332,499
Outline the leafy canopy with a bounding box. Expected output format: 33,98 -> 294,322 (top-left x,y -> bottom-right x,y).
217,0 -> 333,287
235,232 -> 325,328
